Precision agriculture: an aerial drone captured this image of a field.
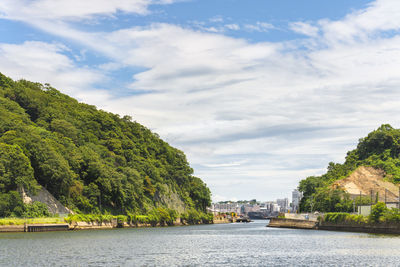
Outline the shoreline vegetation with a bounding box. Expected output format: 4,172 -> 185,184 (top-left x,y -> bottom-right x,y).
298,125 -> 400,214
0,73 -> 212,224
0,211 -> 235,232
269,201 -> 400,234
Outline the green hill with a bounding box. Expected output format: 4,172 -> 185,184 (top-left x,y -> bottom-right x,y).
299,124 -> 400,212
0,73 -> 211,217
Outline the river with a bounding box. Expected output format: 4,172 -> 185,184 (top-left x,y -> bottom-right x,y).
1,220 -> 400,266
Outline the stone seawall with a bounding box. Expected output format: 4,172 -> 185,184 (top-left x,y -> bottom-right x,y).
0,217 -> 229,232
319,221 -> 400,234
0,224 -> 69,232
268,218 -> 400,234
213,217 -> 231,224
268,218 -> 318,229
0,225 -> 25,232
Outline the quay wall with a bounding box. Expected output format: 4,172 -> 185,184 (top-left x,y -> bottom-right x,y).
213,217 -> 231,224
0,225 -> 25,232
319,221 -> 400,234
0,224 -> 69,232
268,218 -> 318,229
0,216 -> 230,232
268,218 -> 400,234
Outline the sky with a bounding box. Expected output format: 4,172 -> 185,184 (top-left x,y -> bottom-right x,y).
1,0 -> 400,202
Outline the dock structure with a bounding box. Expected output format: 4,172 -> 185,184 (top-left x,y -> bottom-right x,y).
267,218 -> 318,229
236,217 -> 252,223
25,224 -> 70,232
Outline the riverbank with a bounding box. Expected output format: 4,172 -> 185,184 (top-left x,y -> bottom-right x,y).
267,217 -> 400,234
5,220 -> 400,266
0,224 -> 69,232
268,218 -> 318,229
0,216 -> 232,232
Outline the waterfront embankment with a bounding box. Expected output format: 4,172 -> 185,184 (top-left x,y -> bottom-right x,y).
267,215 -> 400,234
0,216 -> 232,232
268,218 -> 318,229
0,224 -> 69,232
318,220 -> 400,234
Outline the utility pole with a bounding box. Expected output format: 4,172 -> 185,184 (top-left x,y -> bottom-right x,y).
385,189 -> 387,204
370,189 -> 373,204
398,186 -> 400,209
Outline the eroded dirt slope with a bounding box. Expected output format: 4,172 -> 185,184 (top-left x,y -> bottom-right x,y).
333,166 -> 399,202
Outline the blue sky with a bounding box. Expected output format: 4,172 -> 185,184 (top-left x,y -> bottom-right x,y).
1,0 -> 400,202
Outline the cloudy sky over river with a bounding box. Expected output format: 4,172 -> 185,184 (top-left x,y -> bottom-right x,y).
1,0 -> 400,201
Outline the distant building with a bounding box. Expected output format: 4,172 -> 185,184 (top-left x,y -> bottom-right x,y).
292,189 -> 303,212
277,198 -> 289,212
211,202 -> 240,214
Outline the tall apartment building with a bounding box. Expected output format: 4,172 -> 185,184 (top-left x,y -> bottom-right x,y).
276,198 -> 289,212
292,189 -> 303,212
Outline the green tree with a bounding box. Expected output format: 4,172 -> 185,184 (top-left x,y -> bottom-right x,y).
369,202 -> 387,223
0,143 -> 38,192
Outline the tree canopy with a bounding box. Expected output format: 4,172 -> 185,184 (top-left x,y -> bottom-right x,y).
298,124 -> 400,212
0,73 -> 211,216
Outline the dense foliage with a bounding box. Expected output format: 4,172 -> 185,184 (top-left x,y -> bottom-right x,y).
0,73 -> 211,216
323,212 -> 367,224
64,207 -> 213,226
299,124 -> 400,212
322,202 -> 400,224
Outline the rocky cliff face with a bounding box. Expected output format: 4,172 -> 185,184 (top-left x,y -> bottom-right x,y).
154,185 -> 187,213
20,187 -> 72,215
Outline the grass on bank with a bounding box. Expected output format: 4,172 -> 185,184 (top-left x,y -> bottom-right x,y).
322,202 -> 400,224
0,217 -> 65,225
0,207 -> 214,226
64,208 -> 214,226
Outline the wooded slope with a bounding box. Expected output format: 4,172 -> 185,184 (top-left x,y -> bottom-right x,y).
299,124 -> 400,212
0,73 -> 211,217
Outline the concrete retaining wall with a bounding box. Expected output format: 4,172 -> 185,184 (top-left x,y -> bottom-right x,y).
284,213 -> 319,222
213,217 -> 231,224
0,224 -> 69,232
268,218 -> 318,229
0,225 -> 25,232
319,221 -> 400,234
268,218 -> 400,234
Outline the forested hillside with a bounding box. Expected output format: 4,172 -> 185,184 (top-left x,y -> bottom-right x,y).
0,73 -> 211,217
299,124 -> 400,212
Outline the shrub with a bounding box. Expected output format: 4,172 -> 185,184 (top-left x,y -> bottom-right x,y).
382,208 -> 400,223
324,212 -> 348,223
22,201 -> 51,218
135,215 -> 149,224
323,212 -> 368,224
201,213 -> 213,224
369,202 -> 387,223
147,209 -> 160,226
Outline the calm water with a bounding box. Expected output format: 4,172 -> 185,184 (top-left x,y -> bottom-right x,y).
1,220 -> 400,266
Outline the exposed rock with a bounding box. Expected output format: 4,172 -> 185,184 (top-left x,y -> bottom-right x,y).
333,166 -> 400,202
153,184 -> 187,213
20,186 -> 73,215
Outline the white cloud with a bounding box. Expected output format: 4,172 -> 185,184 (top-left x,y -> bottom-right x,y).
209,16 -> 224,23
244,22 -> 275,32
0,0 -> 176,20
319,0 -> 400,44
225,24 -> 240,31
290,22 -> 319,37
0,41 -> 103,95
2,0 -> 400,201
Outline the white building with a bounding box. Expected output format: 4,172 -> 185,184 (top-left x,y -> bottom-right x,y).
211,202 -> 240,214
277,198 -> 289,212
292,189 -> 303,212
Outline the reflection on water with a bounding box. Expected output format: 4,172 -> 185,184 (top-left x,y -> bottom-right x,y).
1,220 -> 400,266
